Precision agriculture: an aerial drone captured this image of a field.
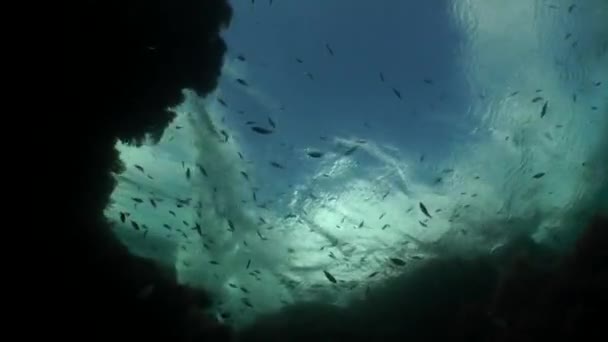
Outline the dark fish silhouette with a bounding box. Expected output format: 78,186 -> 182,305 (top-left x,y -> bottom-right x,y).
119,212 -> 127,223
392,88 -> 402,100
379,72 -> 385,82
251,126 -> 274,134
132,197 -> 143,203
368,271 -> 379,278
419,202 -> 432,218
325,43 -> 334,56
236,78 -> 249,86
197,164 -> 207,176
419,221 -> 428,227
381,224 -> 391,230
246,259 -> 251,269
163,224 -> 171,230
307,151 -> 324,158
423,79 -> 434,85
532,96 -> 544,103
149,198 -> 157,208
131,221 -> 140,231
533,172 -> 546,179
134,164 -> 145,173
186,168 -> 191,179
390,258 -> 406,266
169,210 -> 176,217
296,58 -> 303,63
343,145 -> 358,156
379,212 -> 386,220
540,101 -> 549,118
240,171 -> 249,181
193,223 -> 202,236
270,161 -> 285,169
568,4 -> 576,13
220,130 -> 229,142
268,117 -> 276,128
323,270 -> 337,283
217,98 -> 228,107
237,54 -> 246,61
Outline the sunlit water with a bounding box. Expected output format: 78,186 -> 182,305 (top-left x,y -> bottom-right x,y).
105,0 -> 607,328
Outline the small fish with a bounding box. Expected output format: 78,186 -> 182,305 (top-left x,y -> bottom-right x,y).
379,72 -> 385,82
238,152 -> 244,160
241,298 -> 253,308
368,271 -> 379,278
389,258 -> 406,266
227,219 -> 235,232
358,220 -> 364,228
220,130 -> 229,142
343,145 -> 358,156
240,171 -> 249,181
175,125 -> 182,130
270,161 -> 285,169
419,221 -> 428,227
217,98 -> 228,107
268,117 -> 276,128
236,54 -> 246,62
568,4 -> 576,13
259,217 -> 267,224
228,283 -> 238,289
564,33 -> 572,40
236,78 -> 249,86
392,88 -> 402,100
325,43 -> 334,56
540,101 -> 549,118
533,172 -> 546,179
420,154 -> 425,162
307,151 -> 324,158
186,168 -> 191,179
251,126 -> 274,134
594,81 -> 602,87
410,255 -> 423,260
423,79 -> 434,85
169,210 -> 176,217
252,191 -> 257,202
382,190 -> 390,200
532,96 -> 544,103
419,202 -> 432,218
305,72 -> 314,80
246,259 -> 251,269
509,91 -> 519,96
323,270 -> 337,283
149,198 -> 157,208
240,287 -> 249,294
245,121 -> 256,125
378,212 -> 386,220
256,230 -> 267,241
163,224 -> 171,230
196,164 -> 207,176
182,220 -> 189,227
134,164 -> 145,173
591,106 -> 598,111
296,58 -> 303,63
210,261 -> 219,265
192,223 -> 202,236
381,224 -> 391,230
131,221 -> 140,230
132,197 -> 143,204
119,212 -> 126,223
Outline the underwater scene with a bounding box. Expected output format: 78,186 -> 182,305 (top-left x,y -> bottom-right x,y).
73,0 -> 607,341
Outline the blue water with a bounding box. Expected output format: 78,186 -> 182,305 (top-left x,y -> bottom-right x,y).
106,0 -> 607,328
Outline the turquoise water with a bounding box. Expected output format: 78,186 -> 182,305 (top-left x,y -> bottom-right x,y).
105,0 -> 607,328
